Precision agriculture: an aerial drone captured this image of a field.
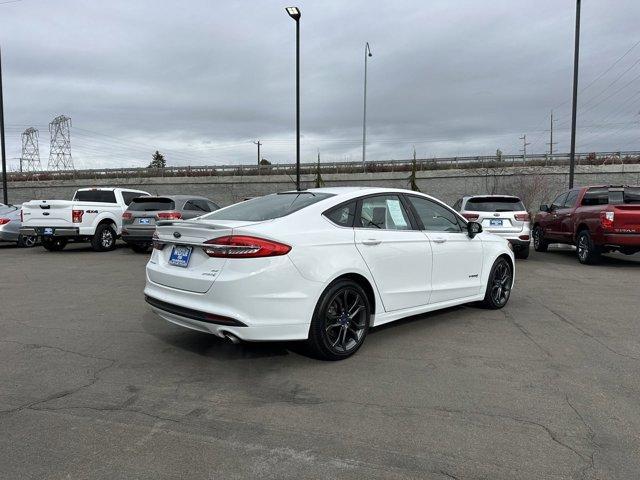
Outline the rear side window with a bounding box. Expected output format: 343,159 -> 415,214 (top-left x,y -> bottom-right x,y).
74,190 -> 117,203
357,195 -> 412,230
204,192 -> 334,221
465,197 -> 525,212
324,201 -> 356,227
128,197 -> 175,211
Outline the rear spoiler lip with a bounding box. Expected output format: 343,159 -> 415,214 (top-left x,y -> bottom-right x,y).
155,220 -> 227,230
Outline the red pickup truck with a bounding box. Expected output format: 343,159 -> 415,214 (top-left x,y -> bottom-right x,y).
532,185 -> 640,264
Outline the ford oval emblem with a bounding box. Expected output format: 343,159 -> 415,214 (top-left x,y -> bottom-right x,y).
173,232 -> 181,239
493,213 -> 500,217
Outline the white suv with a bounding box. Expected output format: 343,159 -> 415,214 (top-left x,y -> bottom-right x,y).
453,195 -> 531,259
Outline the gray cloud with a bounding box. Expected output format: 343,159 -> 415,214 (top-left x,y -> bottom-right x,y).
2,0 -> 639,170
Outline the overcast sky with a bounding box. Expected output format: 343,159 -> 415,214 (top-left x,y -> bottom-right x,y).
2,0 -> 639,170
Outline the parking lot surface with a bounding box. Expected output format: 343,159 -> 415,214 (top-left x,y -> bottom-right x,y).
1,243 -> 639,479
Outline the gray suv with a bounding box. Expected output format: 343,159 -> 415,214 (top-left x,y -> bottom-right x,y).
122,195 -> 220,253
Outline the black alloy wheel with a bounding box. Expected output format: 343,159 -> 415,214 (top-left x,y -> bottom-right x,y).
482,258 -> 513,309
307,280 -> 371,360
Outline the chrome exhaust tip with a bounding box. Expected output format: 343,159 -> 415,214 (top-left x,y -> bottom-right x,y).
222,332 -> 240,344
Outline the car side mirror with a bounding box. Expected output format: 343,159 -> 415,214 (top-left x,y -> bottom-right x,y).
539,204 -> 550,212
467,221 -> 482,239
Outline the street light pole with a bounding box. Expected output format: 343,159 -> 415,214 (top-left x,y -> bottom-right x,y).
0,47 -> 8,205
286,7 -> 302,191
362,42 -> 372,164
569,0 -> 581,189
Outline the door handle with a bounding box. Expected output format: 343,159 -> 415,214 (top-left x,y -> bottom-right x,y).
362,239 -> 382,246
432,238 -> 447,244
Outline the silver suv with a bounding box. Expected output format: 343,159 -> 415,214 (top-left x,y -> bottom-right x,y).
122,195 -> 220,253
453,195 -> 531,259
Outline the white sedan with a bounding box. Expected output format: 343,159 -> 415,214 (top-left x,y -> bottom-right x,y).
144,187 -> 514,360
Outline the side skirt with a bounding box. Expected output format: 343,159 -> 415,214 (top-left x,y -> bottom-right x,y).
372,294 -> 486,327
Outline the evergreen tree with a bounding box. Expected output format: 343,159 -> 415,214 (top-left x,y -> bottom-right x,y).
315,150 -> 325,188
148,150 -> 166,168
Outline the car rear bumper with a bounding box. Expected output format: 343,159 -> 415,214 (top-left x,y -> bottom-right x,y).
121,227 -> 156,243
20,226 -> 80,237
144,254 -> 320,341
0,230 -> 18,242
602,233 -> 640,248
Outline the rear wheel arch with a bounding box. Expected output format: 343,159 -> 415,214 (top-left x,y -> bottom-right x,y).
574,223 -> 589,241
497,253 -> 514,279
96,217 -> 117,230
324,273 -> 376,317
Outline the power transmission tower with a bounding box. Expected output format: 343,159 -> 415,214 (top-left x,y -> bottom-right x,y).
253,140 -> 262,165
48,115 -> 73,170
547,111 -> 558,155
21,127 -> 41,172
519,134 -> 531,162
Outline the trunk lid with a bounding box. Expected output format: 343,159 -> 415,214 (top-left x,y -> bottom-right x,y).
148,219 -> 263,293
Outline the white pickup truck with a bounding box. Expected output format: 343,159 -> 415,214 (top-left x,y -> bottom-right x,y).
20,187 -> 150,252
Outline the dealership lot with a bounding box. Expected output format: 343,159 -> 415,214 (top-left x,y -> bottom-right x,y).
0,244 -> 638,479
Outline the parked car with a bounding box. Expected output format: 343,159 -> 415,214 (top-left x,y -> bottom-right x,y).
122,195 -> 220,253
0,204 -> 38,247
144,187 -> 514,360
20,187 -> 150,252
453,195 -> 531,259
533,185 -> 640,264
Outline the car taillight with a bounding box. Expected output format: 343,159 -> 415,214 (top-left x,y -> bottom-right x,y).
72,209 -> 84,223
600,211 -> 614,230
462,213 -> 479,221
156,211 -> 182,220
202,235 -> 291,258
0,218 -> 10,225
514,213 -> 530,221
152,232 -> 165,250
122,211 -> 133,220
20,210 -> 23,222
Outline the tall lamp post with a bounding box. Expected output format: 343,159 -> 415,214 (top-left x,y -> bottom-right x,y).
568,0 -> 581,189
286,7 -> 301,190
362,42 -> 372,164
0,47 -> 8,205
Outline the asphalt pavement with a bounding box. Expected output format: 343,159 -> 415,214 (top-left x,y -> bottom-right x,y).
0,242 -> 639,479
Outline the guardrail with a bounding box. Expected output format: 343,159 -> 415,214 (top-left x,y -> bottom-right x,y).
4,151 -> 640,182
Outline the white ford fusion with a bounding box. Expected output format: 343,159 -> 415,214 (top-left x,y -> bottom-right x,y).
144,187 -> 514,360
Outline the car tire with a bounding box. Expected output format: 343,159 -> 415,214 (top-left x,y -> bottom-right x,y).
532,226 -> 549,252
17,234 -> 37,248
130,242 -> 150,253
576,230 -> 601,265
92,223 -> 117,252
481,257 -> 513,309
307,280 -> 371,361
514,246 -> 530,259
41,237 -> 68,251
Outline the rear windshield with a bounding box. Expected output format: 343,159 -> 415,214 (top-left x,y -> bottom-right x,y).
466,197 -> 525,212
128,197 -> 175,211
74,190 -> 117,203
203,192 -> 334,221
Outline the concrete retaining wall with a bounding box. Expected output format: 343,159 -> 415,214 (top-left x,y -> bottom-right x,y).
3,164 -> 640,210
